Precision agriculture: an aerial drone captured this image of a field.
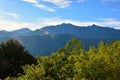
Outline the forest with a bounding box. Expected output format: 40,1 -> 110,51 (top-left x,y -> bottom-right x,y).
0,38 -> 120,80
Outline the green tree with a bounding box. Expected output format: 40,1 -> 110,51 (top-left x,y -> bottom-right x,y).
3,38 -> 120,80
0,39 -> 37,79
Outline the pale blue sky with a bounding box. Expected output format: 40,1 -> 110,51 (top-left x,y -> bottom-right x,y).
0,0 -> 120,31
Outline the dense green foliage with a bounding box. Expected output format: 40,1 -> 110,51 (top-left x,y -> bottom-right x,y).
0,39 -> 37,79
1,38 -> 120,80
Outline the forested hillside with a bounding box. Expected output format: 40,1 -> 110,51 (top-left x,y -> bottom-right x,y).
0,38 -> 120,80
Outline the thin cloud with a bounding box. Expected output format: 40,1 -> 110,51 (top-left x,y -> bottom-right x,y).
37,17 -> 100,27
98,18 -> 115,21
0,17 -> 100,31
35,17 -> 120,29
0,21 -> 26,31
42,0 -> 72,8
6,13 -> 19,19
0,11 -> 19,19
76,0 -> 87,3
22,0 -> 55,12
103,20 -> 120,26
33,3 -> 55,12
22,0 -> 72,11
101,0 -> 119,3
0,16 -> 4,18
111,9 -> 118,11
22,0 -> 38,4
0,17 -> 120,31
97,18 -> 120,29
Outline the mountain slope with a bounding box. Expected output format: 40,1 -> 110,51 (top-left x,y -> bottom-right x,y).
16,34 -> 75,56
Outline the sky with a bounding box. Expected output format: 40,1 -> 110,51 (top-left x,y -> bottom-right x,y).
0,0 -> 120,31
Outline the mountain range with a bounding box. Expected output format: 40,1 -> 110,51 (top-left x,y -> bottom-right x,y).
0,23 -> 120,56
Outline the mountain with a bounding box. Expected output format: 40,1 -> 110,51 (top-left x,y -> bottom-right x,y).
37,23 -> 120,39
0,23 -> 120,56
0,28 -> 32,38
16,34 -> 74,56
12,28 -> 32,33
0,23 -> 120,39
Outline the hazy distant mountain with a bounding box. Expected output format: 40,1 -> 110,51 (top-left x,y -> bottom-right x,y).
16,34 -> 74,56
0,28 -> 32,38
0,23 -> 120,39
12,28 -> 32,33
38,23 -> 120,39
0,23 -> 120,55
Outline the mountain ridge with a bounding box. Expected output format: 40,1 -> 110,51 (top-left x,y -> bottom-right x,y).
1,23 -> 119,32
0,23 -> 120,55
12,28 -> 32,33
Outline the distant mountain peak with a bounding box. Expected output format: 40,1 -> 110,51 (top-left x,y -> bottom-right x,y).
59,23 -> 75,26
92,24 -> 97,26
58,23 -> 102,28
12,28 -> 32,33
0,30 -> 8,33
18,28 -> 31,31
91,24 -> 100,27
87,24 -> 103,29
61,23 -> 72,25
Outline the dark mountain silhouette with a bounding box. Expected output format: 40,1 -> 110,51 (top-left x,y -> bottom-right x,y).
0,23 -> 120,55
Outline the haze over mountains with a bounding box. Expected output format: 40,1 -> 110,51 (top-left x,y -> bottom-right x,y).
0,23 -> 120,56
